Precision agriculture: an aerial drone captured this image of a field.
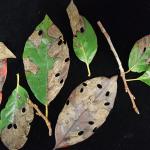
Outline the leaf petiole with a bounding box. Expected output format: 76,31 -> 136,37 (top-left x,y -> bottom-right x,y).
16,74 -> 20,93
45,104 -> 48,118
126,78 -> 139,82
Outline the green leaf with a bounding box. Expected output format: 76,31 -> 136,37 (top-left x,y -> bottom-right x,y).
128,35 -> 150,73
23,15 -> 55,106
0,85 -> 28,132
138,67 -> 150,86
73,17 -> 98,76
23,15 -> 70,106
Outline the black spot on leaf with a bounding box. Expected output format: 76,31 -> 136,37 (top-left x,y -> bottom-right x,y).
58,40 -> 63,45
55,73 -> 60,77
97,84 -> 102,89
82,83 -> 87,86
13,124 -> 17,129
66,100 -> 69,105
78,131 -> 84,136
22,107 -> 26,113
80,27 -> 85,33
7,124 -> 12,129
104,102 -> 110,106
60,79 -> 64,84
93,127 -> 98,133
105,91 -> 110,96
88,121 -> 94,125
143,47 -> 146,52
65,58 -> 70,62
80,88 -> 84,93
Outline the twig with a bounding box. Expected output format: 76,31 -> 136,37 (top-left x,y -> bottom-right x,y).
97,21 -> 140,114
28,99 -> 52,136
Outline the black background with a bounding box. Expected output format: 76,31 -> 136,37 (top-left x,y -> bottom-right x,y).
0,0 -> 150,150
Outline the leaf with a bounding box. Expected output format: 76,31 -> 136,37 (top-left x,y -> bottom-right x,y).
54,76 -> 118,149
0,85 -> 30,131
137,67 -> 150,86
67,1 -> 97,76
73,17 -> 98,77
0,85 -> 34,150
23,15 -> 70,106
0,42 -> 16,104
128,35 -> 150,73
67,0 -> 84,35
0,60 -> 7,104
0,42 -> 16,60
0,103 -> 34,150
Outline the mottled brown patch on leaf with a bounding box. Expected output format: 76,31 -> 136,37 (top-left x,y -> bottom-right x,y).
47,39 -> 70,104
67,0 -> 84,35
48,24 -> 62,39
29,31 -> 42,48
137,35 -> 150,54
1,103 -> 34,150
24,58 -> 39,74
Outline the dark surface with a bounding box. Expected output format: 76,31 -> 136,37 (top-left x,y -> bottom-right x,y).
0,0 -> 150,150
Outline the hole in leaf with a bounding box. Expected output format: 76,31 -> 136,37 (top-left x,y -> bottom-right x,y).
60,79 -> 64,84
88,121 -> 94,125
74,35 -> 77,37
105,91 -> 110,96
66,100 -> 69,105
55,73 -> 60,77
93,127 -> 98,133
38,30 -> 43,36
80,27 -> 85,33
97,84 -> 102,89
22,107 -> 26,113
58,40 -> 63,45
7,124 -> 12,129
65,58 -> 70,62
80,88 -> 84,93
82,83 -> 87,86
78,131 -> 84,136
104,102 -> 110,106
13,124 -> 17,129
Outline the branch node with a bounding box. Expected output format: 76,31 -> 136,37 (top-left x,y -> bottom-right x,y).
28,99 -> 52,136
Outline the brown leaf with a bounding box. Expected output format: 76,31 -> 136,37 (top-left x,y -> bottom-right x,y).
47,39 -> 70,104
0,42 -> 16,60
54,76 -> 118,149
67,0 -> 84,35
0,103 -> 34,150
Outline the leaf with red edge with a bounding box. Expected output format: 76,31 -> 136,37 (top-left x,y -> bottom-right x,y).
0,42 -> 16,104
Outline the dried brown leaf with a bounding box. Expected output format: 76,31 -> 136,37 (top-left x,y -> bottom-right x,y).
54,76 -> 118,149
